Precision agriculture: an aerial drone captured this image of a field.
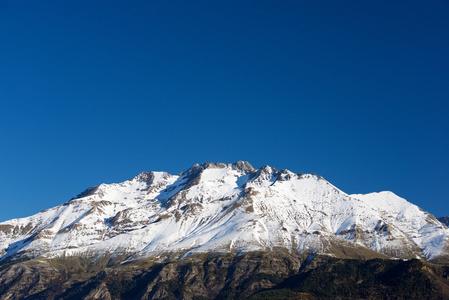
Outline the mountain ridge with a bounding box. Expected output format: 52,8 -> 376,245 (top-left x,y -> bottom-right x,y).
1,161 -> 448,265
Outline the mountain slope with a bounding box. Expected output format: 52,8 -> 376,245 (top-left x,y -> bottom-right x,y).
2,252 -> 449,300
1,161 -> 448,264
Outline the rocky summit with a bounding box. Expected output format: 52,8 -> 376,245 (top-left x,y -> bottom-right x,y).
1,161 -> 449,299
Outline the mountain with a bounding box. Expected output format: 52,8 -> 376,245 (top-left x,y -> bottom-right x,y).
1,161 -> 449,299
1,161 -> 448,263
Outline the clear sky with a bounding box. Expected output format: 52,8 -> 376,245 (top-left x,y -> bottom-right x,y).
0,1 -> 448,222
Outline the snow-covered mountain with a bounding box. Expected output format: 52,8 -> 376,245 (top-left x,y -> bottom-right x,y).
1,161 -> 448,263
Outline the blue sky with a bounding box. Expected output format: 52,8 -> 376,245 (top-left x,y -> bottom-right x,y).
0,1 -> 448,222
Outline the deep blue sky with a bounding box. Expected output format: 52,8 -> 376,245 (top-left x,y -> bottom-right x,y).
1,1 -> 448,222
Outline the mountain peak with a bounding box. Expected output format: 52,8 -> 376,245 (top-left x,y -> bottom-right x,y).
132,171 -> 170,183
1,161 -> 449,265
180,162 -> 225,176
180,161 -> 254,177
232,161 -> 255,172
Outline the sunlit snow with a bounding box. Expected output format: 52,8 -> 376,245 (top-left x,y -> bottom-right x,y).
0,162 -> 447,263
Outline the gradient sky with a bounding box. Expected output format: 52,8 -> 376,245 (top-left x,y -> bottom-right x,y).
0,1 -> 448,222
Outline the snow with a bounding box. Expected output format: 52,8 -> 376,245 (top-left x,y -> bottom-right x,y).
1,161 -> 448,263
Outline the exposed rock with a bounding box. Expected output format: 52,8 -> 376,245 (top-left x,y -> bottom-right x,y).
0,252 -> 448,299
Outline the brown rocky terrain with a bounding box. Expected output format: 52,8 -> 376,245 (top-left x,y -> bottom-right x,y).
1,251 -> 449,299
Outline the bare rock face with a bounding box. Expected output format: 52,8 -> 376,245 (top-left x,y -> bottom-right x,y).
0,252 -> 303,299
233,161 -> 255,172
1,252 -> 448,300
0,263 -> 61,299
